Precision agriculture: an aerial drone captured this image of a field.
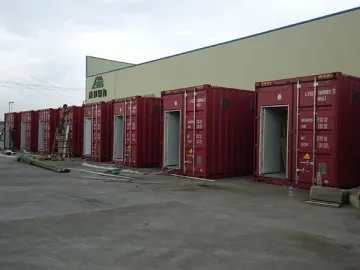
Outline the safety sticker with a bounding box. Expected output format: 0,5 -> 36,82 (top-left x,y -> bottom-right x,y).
188,148 -> 193,154
128,144 -> 131,149
303,153 -> 311,160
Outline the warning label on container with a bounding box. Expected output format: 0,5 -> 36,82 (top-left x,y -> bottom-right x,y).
188,148 -> 193,154
303,153 -> 311,160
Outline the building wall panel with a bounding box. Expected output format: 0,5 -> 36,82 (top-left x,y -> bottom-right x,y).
85,8 -> 360,104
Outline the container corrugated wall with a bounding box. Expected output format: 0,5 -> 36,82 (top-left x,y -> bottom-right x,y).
65,106 -> 84,157
83,102 -> 112,162
254,72 -> 360,189
20,110 -> 38,152
112,96 -> 161,168
161,84 -> 255,179
4,112 -> 20,150
37,109 -> 59,154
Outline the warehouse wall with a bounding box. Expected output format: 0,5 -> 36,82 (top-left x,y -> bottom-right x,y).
85,7 -> 360,103
86,56 -> 134,77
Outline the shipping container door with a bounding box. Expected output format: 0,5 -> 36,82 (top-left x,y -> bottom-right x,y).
296,79 -> 336,186
84,118 -> 92,155
20,121 -> 26,149
124,100 -> 136,165
5,124 -> 10,148
259,105 -> 289,179
164,110 -> 181,168
184,90 -> 207,175
38,120 -> 45,151
113,115 -> 124,160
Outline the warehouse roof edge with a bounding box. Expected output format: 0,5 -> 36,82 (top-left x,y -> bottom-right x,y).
86,6 -> 360,78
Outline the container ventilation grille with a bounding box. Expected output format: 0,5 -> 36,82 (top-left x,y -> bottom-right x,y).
319,162 -> 328,175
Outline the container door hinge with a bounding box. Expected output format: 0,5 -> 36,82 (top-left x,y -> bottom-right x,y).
297,168 -> 310,173
300,161 -> 314,166
297,80 -> 301,89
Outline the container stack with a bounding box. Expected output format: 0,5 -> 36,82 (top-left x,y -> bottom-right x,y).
37,109 -> 59,155
83,102 -> 112,162
64,106 -> 84,157
161,84 -> 255,179
111,96 -> 162,168
254,72 -> 360,189
4,112 -> 20,150
20,110 -> 38,152
4,71 -> 360,190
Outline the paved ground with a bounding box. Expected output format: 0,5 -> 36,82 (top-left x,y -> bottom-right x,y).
0,155 -> 359,270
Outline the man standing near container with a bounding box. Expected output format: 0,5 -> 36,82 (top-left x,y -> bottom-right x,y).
59,104 -> 71,135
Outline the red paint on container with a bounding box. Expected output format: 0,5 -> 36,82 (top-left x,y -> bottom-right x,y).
83,102 -> 112,162
37,109 -> 59,154
254,72 -> 360,189
64,106 -> 84,157
4,112 -> 21,150
20,110 -> 38,152
161,84 -> 255,179
111,96 -> 161,168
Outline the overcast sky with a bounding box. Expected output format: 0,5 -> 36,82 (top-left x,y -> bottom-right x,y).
0,0 -> 358,120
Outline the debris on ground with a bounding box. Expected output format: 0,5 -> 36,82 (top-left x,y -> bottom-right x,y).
105,168 -> 121,175
17,155 -> 70,173
5,150 -> 14,155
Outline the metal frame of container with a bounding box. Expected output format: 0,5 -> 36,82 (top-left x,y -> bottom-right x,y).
111,96 -> 161,168
20,110 -> 38,152
64,106 -> 84,157
37,109 -> 59,155
161,84 -> 255,179
83,102 -> 112,162
4,112 -> 20,150
254,72 -> 360,189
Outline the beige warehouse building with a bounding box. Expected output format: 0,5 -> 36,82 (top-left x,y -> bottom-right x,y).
85,7 -> 360,103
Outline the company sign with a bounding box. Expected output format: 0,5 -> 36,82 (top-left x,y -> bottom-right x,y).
88,75 -> 108,99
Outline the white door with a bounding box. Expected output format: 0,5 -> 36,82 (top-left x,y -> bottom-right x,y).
113,116 -> 124,160
83,118 -> 92,155
165,111 -> 180,167
5,125 -> 10,148
21,121 -> 26,149
38,120 -> 45,151
260,107 -> 282,174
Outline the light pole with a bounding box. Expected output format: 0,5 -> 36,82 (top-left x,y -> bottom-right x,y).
8,101 -> 14,113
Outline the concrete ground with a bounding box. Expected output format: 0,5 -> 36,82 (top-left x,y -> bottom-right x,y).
0,156 -> 359,270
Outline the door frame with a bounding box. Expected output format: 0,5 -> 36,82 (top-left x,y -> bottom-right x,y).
113,114 -> 124,161
258,105 -> 290,179
20,121 -> 26,149
38,120 -> 45,151
163,109 -> 181,169
83,117 -> 92,156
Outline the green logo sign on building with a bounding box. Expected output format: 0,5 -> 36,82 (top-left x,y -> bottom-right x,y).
92,76 -> 104,89
89,75 -> 107,99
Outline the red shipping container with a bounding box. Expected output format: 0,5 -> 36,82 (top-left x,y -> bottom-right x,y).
4,112 -> 20,150
254,72 -> 360,189
83,102 -> 112,162
20,110 -> 38,152
64,106 -> 84,157
111,96 -> 161,168
37,109 -> 59,154
161,84 -> 255,179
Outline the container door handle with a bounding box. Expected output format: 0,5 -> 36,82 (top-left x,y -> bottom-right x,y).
297,168 -> 310,173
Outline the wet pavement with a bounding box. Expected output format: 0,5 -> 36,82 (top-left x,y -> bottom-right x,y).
0,156 -> 359,270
